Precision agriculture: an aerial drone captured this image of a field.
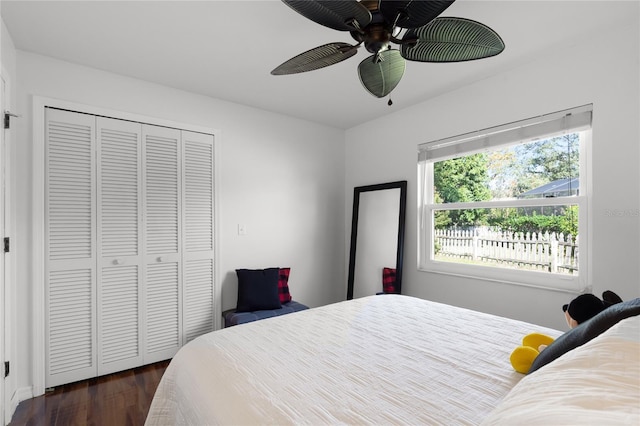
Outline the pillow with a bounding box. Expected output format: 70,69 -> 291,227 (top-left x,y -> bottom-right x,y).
382,267 -> 396,293
529,298 -> 640,373
235,268 -> 281,313
278,267 -> 292,304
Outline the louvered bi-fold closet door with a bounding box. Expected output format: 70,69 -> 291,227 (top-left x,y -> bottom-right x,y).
45,108 -> 97,388
143,125 -> 182,363
182,131 -> 215,343
96,117 -> 143,376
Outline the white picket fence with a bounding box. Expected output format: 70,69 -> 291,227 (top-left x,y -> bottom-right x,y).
434,228 -> 578,274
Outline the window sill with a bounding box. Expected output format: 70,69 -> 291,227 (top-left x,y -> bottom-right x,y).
418,260 -> 585,293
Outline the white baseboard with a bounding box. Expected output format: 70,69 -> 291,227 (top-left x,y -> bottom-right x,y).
6,386 -> 33,424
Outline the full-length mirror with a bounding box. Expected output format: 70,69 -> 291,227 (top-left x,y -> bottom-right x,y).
347,181 -> 407,300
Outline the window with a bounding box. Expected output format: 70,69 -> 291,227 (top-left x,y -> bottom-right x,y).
418,105 -> 592,291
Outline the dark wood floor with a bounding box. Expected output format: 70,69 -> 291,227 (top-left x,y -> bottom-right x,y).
9,360 -> 170,426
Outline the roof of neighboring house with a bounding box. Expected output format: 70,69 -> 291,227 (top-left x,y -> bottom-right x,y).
518,177 -> 579,198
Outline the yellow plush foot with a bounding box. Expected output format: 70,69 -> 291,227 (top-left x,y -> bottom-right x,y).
522,333 -> 555,351
510,346 -> 539,374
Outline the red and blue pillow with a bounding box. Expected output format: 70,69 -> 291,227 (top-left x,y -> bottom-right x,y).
382,267 -> 396,293
278,267 -> 293,304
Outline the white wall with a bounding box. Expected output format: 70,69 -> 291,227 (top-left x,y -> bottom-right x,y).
346,20 -> 640,331
13,51 -> 346,399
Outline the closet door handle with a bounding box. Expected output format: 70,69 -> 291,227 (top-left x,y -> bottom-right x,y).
157,256 -> 165,262
113,259 -> 124,265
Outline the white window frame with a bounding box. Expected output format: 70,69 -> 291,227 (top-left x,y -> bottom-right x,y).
418,105 -> 592,292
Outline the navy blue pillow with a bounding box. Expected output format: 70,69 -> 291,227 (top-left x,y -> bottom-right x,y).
235,268 -> 281,313
529,298 -> 640,374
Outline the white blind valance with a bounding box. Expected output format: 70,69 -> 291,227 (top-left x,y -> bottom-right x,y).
418,104 -> 592,162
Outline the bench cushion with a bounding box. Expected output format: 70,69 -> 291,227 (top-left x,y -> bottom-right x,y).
223,301 -> 309,327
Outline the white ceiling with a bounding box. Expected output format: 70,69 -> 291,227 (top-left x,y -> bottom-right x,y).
1,0 -> 637,129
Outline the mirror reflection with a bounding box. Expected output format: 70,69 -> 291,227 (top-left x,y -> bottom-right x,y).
347,181 -> 407,300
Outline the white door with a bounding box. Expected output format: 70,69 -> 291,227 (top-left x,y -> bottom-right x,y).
41,106 -> 217,388
44,108 -> 97,388
182,131 -> 215,343
96,117 -> 144,376
2,73 -> 15,424
1,72 -> 6,426
142,125 -> 182,363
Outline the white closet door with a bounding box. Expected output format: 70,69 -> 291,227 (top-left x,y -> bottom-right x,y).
182,131 -> 215,343
143,125 -> 182,362
96,117 -> 143,375
43,107 -> 217,386
45,108 -> 97,388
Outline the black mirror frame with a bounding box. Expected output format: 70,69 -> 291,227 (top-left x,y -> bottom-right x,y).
347,180 -> 407,300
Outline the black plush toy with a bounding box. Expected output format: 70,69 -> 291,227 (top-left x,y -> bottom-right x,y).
562,290 -> 623,329
510,290 -> 624,374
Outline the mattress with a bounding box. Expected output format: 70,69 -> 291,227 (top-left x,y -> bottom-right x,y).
145,294 -> 561,425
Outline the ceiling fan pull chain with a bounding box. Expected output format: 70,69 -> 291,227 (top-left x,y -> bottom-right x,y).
386,49 -> 393,107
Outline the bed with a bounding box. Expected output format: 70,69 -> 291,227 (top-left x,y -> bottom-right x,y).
146,294 -> 640,425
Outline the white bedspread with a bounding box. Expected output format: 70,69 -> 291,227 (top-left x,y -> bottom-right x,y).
146,295 -> 561,425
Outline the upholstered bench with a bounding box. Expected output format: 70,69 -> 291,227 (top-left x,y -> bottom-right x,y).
223,301 -> 309,327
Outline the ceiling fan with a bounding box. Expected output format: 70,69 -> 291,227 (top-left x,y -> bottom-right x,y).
271,0 -> 505,101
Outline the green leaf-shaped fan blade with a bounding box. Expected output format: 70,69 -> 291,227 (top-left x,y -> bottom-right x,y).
282,0 -> 371,31
271,43 -> 358,75
401,17 -> 505,62
379,0 -> 455,29
358,50 -> 405,98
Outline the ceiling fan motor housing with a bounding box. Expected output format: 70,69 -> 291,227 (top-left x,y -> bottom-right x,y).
350,0 -> 393,54
353,24 -> 392,54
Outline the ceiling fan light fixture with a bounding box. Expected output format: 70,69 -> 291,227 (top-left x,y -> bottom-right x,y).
358,49 -> 405,98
